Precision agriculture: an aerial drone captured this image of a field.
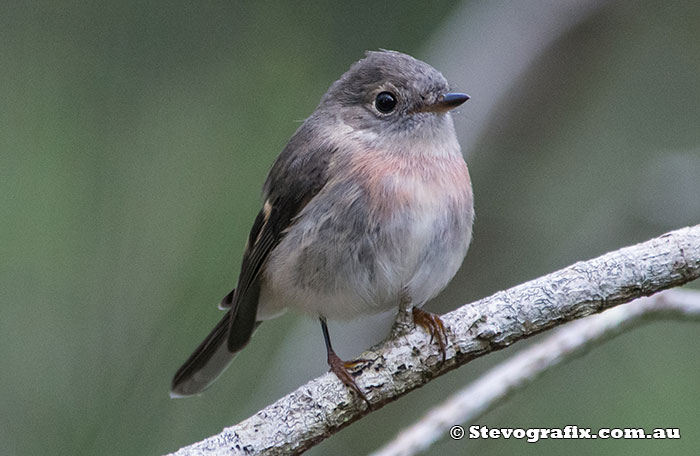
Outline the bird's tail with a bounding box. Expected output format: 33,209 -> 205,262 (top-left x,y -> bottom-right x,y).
170,307 -> 259,398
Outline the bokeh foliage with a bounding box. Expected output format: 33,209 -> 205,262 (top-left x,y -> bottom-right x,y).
1,1 -> 699,455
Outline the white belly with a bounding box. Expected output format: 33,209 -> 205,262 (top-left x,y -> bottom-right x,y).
257,172 -> 473,321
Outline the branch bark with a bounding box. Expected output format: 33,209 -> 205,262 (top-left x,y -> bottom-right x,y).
166,224 -> 700,456
370,288 -> 700,456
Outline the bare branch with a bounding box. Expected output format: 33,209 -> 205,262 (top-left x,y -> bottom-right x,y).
166,224 -> 700,456
370,288 -> 700,456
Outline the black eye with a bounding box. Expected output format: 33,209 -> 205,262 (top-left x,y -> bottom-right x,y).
375,91 -> 397,114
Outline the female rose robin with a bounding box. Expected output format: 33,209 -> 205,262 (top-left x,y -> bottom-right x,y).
171,50 -> 473,405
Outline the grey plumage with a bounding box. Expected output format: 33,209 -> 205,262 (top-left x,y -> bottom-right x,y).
171,50 -> 473,398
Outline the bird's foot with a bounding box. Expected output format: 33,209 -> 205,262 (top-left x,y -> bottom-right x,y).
412,307 -> 448,362
327,349 -> 371,408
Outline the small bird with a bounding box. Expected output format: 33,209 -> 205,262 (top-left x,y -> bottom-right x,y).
171,50 -> 474,404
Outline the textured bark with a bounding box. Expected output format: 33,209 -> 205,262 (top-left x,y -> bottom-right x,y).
166,224 -> 700,456
370,288 -> 700,456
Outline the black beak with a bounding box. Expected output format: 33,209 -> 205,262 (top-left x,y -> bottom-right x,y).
424,92 -> 470,113
439,92 -> 470,109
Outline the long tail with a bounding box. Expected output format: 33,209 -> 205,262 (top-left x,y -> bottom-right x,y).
170,289 -> 260,397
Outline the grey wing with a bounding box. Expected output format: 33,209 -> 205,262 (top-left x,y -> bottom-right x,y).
171,119 -> 335,396
224,120 -> 334,348
171,207 -> 270,396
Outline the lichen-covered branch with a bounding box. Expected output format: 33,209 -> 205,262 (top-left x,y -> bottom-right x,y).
370,288 -> 700,456
166,224 -> 700,456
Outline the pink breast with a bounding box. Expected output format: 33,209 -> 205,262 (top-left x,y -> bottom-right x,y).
347,151 -> 471,217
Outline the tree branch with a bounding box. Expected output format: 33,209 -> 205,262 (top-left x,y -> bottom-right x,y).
370,288 -> 700,456
166,224 -> 700,456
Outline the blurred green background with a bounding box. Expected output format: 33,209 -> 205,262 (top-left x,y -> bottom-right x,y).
2,1 -> 700,455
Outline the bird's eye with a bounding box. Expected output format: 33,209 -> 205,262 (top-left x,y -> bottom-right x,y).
375,91 -> 397,114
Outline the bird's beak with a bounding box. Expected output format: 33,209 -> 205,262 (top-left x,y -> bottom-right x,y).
425,92 -> 470,113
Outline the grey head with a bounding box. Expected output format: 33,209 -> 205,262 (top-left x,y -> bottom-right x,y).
316,50 -> 469,140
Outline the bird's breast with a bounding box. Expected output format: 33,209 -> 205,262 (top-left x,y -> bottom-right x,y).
351,150 -> 473,287
259,148 -> 473,320
349,148 -> 471,215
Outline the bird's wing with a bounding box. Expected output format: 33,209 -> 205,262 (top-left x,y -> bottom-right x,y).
172,119 -> 337,396
223,122 -> 335,350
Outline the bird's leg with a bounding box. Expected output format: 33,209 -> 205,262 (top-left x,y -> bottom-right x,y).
391,289 -> 415,338
319,317 -> 371,407
412,307 -> 448,362
392,290 -> 447,361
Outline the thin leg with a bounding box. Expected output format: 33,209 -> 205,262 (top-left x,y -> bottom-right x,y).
319,317 -> 371,407
412,307 -> 448,362
391,289 -> 415,338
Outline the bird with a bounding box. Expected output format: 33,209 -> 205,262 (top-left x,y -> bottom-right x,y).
171,50 -> 474,405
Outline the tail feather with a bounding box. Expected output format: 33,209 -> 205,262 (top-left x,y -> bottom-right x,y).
170,313 -> 232,397
172,282 -> 261,397
171,307 -> 260,397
